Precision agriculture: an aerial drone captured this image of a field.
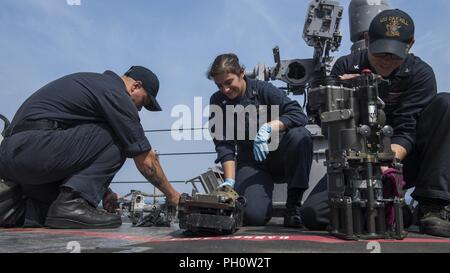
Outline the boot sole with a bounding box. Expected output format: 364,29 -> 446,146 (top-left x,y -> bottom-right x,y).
0,181 -> 21,203
45,217 -> 122,229
0,181 -> 25,227
420,224 -> 450,238
283,223 -> 307,230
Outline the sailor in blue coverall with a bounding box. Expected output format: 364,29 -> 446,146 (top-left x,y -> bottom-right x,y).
0,66 -> 180,229
301,9 -> 450,238
208,53 -> 313,227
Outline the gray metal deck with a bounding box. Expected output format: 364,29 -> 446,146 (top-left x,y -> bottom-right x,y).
1,218 -> 450,253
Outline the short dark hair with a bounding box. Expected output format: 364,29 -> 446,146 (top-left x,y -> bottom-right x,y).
207,53 -> 245,80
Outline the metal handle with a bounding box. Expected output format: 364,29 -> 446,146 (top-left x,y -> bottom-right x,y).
0,114 -> 10,137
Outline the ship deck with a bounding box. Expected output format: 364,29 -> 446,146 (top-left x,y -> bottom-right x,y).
1,218 -> 450,253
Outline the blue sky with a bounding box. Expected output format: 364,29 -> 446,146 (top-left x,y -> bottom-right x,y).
1,0 -> 450,197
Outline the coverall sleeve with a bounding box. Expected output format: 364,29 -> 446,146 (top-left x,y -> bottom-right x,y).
97,89 -> 152,158
390,66 -> 437,154
259,82 -> 308,130
209,94 -> 236,164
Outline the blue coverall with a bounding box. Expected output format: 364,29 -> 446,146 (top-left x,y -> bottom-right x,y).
0,71 -> 151,226
209,77 -> 313,225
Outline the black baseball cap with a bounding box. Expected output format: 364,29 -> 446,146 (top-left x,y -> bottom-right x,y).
368,9 -> 415,59
124,66 -> 162,111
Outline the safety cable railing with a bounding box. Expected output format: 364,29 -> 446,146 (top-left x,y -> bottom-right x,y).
112,127 -> 215,185
112,180 -> 189,184
145,127 -> 215,157
144,127 -> 208,133
156,152 -> 216,156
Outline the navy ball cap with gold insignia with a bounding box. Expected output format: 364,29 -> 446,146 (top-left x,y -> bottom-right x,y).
368,9 -> 415,59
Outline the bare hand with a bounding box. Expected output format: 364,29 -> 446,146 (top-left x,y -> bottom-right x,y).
103,189 -> 120,213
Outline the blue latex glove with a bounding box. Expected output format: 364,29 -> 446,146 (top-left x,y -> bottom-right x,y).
219,178 -> 236,189
253,123 -> 272,162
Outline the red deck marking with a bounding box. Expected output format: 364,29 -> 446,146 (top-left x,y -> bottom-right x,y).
3,228 -> 450,244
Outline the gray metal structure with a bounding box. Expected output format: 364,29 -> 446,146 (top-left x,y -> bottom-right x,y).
178,185 -> 246,235
119,190 -> 175,227
349,0 -> 390,53
185,167 -> 224,195
176,169 -> 245,234
0,114 -> 9,144
308,72 -> 407,240
246,0 -> 343,95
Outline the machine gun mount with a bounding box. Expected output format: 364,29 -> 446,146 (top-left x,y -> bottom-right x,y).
308,70 -> 407,240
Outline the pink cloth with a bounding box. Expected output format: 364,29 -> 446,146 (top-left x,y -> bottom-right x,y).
382,168 -> 406,225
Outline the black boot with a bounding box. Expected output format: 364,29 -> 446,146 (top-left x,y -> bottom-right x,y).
45,187 -> 122,229
0,179 -> 25,228
418,198 -> 450,238
283,188 -> 305,228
